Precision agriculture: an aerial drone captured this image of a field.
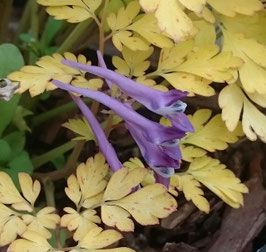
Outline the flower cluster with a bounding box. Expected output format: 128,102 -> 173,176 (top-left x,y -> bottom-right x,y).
52,53 -> 193,187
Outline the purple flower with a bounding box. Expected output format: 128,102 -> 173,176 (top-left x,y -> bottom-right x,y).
126,121 -> 179,174
52,80 -> 186,146
52,80 -> 185,188
70,94 -> 122,172
61,56 -> 194,133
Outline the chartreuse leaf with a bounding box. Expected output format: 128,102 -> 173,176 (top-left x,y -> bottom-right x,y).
8,53 -> 103,97
71,227 -> 135,252
160,109 -> 243,153
155,39 -> 242,96
222,29 -> 266,94
183,109 -> 244,152
63,117 -> 96,142
184,156 -> 248,208
207,0 -> 263,16
37,0 -> 102,23
171,174 -> 210,213
107,1 -> 149,51
193,20 -> 216,47
102,167 -> 177,231
9,231 -> 63,252
219,11 -> 266,45
180,145 -> 206,162
127,13 -> 173,48
219,83 -> 266,142
113,46 -> 153,77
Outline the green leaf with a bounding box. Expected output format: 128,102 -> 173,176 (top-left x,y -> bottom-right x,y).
6,151 -> 34,188
0,94 -> 20,136
12,106 -> 33,132
0,43 -> 24,77
40,17 -> 64,47
0,139 -> 12,164
3,131 -> 26,158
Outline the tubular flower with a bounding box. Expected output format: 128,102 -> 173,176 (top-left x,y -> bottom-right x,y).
52,80 -> 184,184
70,94 -> 122,172
53,80 -> 186,146
61,57 -> 194,133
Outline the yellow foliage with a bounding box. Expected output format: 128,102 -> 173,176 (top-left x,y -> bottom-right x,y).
22,207 -> 60,239
107,1 -> 173,51
219,84 -> 266,142
171,174 -> 210,213
123,157 -> 155,186
185,156 -> 248,208
61,208 -> 101,241
193,20 -> 216,47
183,109 -> 243,151
18,173 -> 41,207
139,0 -> 262,42
73,227 -> 135,252
156,40 -> 242,96
65,153 -> 108,207
112,46 -> 154,77
8,53 -> 103,96
0,173 -> 60,245
127,13 -> 174,48
63,117 -> 96,142
219,11 -> 266,45
180,145 -> 206,162
207,0 -> 263,17
175,46 -> 242,83
222,30 -> 266,94
102,168 -> 177,231
0,172 -> 26,205
123,158 -> 178,196
0,203 -> 26,246
8,231 -> 64,252
37,0 -> 102,23
161,109 -> 243,153
139,0 -> 194,42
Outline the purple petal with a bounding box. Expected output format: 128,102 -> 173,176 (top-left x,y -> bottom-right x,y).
52,80 -> 185,145
71,94 -> 122,172
62,59 -> 187,112
167,113 -> 194,133
96,51 -> 112,90
154,173 -> 170,189
126,121 -> 180,174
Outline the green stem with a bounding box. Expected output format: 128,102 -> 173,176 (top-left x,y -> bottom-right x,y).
30,0 -> 39,39
31,98 -> 91,128
56,19 -> 93,53
0,0 -> 13,43
33,141 -> 85,181
32,141 -> 76,169
15,0 -> 31,42
42,177 -> 55,206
